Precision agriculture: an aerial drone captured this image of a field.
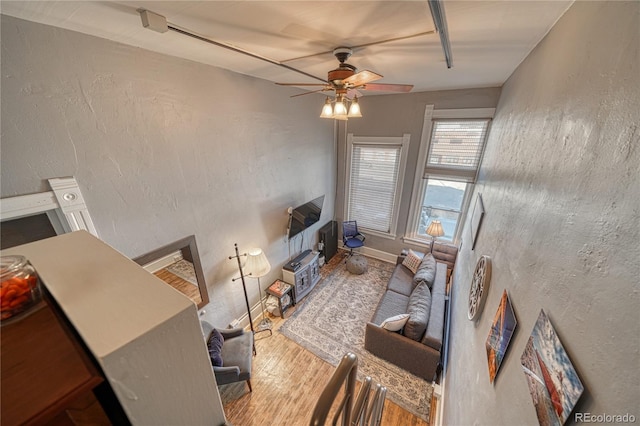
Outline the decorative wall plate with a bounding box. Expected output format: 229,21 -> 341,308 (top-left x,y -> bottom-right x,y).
468,255 -> 492,321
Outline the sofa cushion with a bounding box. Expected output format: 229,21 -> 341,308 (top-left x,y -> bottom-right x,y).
401,249 -> 423,274
380,313 -> 410,332
422,262 -> 448,351
413,253 -> 437,289
371,290 -> 410,325
220,331 -> 253,378
387,264 -> 416,297
403,281 -> 432,341
207,328 -> 225,367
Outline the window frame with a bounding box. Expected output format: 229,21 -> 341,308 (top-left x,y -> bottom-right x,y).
404,107 -> 494,247
344,133 -> 410,239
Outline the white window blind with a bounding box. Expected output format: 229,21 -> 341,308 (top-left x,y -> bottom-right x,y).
424,119 -> 490,182
348,144 -> 402,234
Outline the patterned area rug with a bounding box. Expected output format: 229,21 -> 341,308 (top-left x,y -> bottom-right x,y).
166,259 -> 197,285
279,257 -> 432,421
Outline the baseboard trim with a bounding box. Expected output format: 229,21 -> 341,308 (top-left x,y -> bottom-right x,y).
339,244 -> 396,263
229,296 -> 268,330
434,379 -> 445,426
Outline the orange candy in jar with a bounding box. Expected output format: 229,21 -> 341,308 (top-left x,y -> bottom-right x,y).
1,255 -> 42,322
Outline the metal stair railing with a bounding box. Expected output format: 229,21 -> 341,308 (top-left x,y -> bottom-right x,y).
310,353 -> 387,426
360,383 -> 386,426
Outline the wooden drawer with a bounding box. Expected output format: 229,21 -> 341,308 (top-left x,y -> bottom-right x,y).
1,300 -> 103,425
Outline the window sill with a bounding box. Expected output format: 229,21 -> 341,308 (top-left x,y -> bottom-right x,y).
401,236 -> 432,249
402,235 -> 454,248
361,229 -> 397,241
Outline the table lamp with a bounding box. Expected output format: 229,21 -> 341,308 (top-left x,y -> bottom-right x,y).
426,220 -> 445,253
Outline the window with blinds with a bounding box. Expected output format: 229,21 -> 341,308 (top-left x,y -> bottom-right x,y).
345,134 -> 408,236
424,119 -> 490,182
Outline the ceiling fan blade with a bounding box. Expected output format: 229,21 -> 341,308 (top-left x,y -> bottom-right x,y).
344,70 -> 383,87
362,83 -> 414,93
164,22 -> 327,83
281,30 -> 436,63
276,83 -> 328,87
346,89 -> 363,99
290,88 -> 332,98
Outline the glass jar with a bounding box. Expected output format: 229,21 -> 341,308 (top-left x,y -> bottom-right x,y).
1,255 -> 42,323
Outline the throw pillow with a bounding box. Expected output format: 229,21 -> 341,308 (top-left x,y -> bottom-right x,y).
413,253 -> 437,289
380,313 -> 410,332
403,281 -> 432,341
207,328 -> 225,367
402,249 -> 423,274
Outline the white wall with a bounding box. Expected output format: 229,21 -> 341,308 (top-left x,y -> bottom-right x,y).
444,2 -> 639,425
0,15 -> 336,326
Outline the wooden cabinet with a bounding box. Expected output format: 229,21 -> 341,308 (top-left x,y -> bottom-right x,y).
283,251 -> 320,304
0,299 -> 104,425
3,231 -> 227,425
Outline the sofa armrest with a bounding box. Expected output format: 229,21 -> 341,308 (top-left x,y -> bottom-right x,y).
432,242 -> 458,271
365,322 -> 441,380
213,365 -> 241,384
219,328 -> 245,339
397,248 -> 429,265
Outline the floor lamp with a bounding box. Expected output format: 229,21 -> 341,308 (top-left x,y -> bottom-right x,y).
426,220 -> 445,253
229,243 -> 259,354
244,248 -> 273,334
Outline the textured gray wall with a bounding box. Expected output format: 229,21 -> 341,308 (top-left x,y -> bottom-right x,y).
0,15 -> 336,326
444,2 -> 640,425
335,88 -> 501,255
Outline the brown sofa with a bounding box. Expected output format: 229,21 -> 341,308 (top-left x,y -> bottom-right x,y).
364,244 -> 457,380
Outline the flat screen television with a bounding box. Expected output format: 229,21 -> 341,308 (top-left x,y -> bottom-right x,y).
288,195 -> 325,239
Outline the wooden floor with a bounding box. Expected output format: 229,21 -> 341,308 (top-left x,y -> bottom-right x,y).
59,253 -> 434,425
219,253 -> 432,426
154,266 -> 201,302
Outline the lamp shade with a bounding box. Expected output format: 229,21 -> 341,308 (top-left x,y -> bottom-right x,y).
347,97 -> 362,118
333,96 -> 348,120
320,97 -> 334,118
426,220 -> 445,238
333,99 -> 347,116
245,248 -> 271,278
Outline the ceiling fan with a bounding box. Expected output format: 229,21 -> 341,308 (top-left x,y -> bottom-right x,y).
138,7 -> 446,120
276,47 -> 414,99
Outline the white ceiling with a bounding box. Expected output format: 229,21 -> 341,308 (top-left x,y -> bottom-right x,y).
0,1 -> 573,95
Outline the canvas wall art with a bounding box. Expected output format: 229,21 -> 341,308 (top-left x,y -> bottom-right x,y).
521,310 -> 584,426
470,193 -> 484,250
486,290 -> 517,383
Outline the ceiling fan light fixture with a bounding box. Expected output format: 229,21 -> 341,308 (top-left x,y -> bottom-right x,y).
320,97 -> 334,118
333,96 -> 348,120
347,96 -> 362,118
318,93 -> 363,121
333,97 -> 348,116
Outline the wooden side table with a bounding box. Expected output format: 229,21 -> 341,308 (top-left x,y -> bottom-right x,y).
266,280 -> 294,319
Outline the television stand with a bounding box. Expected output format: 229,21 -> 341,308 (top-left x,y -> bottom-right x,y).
282,251 -> 320,304
283,249 -> 312,272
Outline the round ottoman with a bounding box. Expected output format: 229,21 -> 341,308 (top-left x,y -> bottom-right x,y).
346,255 -> 368,275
